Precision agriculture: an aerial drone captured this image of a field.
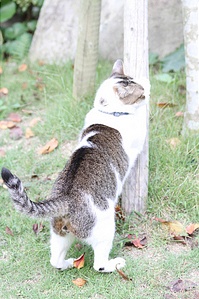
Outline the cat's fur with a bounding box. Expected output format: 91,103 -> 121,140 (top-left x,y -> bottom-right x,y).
1,59 -> 150,273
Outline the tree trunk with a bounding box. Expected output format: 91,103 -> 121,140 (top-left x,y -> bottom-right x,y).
122,0 -> 149,215
72,0 -> 101,99
182,0 -> 199,134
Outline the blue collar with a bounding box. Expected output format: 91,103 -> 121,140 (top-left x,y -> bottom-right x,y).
98,110 -> 131,117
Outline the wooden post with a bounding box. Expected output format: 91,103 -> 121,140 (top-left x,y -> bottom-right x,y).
73,0 -> 101,100
122,0 -> 149,214
182,0 -> 199,134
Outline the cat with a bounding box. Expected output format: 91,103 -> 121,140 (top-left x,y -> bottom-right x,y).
1,59 -> 149,273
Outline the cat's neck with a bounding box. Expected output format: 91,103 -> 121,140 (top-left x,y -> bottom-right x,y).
96,101 -> 146,117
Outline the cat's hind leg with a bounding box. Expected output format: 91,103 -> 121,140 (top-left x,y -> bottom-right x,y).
50,219 -> 75,270
87,207 -> 125,273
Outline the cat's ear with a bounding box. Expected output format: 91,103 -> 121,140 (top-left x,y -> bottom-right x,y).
111,59 -> 124,75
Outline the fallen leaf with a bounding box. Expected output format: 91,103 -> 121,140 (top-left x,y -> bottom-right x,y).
115,205 -> 125,221
5,226 -> 14,236
0,87 -> 9,95
39,138 -> 58,155
186,223 -> 199,235
33,223 -> 45,235
0,120 -> 15,129
21,82 -> 28,89
35,77 -> 45,91
29,117 -> 41,127
0,66 -> 3,74
72,277 -> 87,287
25,127 -> 34,139
156,102 -> 177,108
168,279 -> 197,292
116,265 -> 132,281
8,113 -> 22,123
0,149 -> 6,157
166,138 -> 181,149
31,174 -> 39,179
9,126 -> 23,140
125,235 -> 147,248
175,111 -> 184,117
18,64 -> 27,72
172,235 -> 187,245
38,60 -> 45,66
155,218 -> 185,235
22,109 -> 33,115
73,253 -> 85,269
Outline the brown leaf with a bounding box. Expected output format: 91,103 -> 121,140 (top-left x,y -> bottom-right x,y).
0,66 -> 3,74
116,265 -> 132,281
0,87 -> 9,95
39,138 -> 58,155
25,127 -> 34,139
72,277 -> 87,287
10,126 -> 23,140
73,253 -> 85,269
33,223 -> 45,235
175,111 -> 184,117
8,113 -> 22,123
115,205 -> 125,221
21,82 -> 28,90
35,77 -> 45,91
166,138 -> 181,149
132,238 -> 145,249
22,109 -> 33,115
0,120 -> 15,130
29,117 -> 41,127
186,223 -> 199,235
156,102 -> 177,108
125,235 -> 147,249
5,226 -> 14,236
172,235 -> 187,245
154,218 -> 185,235
18,64 -> 28,72
169,279 -> 197,292
0,148 -> 6,157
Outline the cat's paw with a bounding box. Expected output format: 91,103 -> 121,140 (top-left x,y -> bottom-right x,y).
95,257 -> 125,273
51,257 -> 74,271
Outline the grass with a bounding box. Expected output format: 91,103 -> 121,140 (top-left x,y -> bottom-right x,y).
0,59 -> 199,299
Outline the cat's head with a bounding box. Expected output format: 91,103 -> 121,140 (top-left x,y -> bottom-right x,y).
94,59 -> 149,111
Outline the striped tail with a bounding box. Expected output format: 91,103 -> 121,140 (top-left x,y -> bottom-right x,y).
1,167 -> 64,218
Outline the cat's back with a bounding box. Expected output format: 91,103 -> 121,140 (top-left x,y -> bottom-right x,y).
53,124 -> 128,209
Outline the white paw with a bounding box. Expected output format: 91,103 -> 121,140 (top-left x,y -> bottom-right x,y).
114,257 -> 126,270
95,257 -> 126,273
50,258 -> 74,271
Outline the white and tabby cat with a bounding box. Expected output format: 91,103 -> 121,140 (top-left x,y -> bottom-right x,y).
1,59 -> 149,273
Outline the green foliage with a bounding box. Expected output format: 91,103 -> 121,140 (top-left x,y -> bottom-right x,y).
0,1 -> 16,23
14,0 -> 43,12
154,73 -> 174,84
149,44 -> 185,74
161,44 -> 185,72
0,0 -> 43,59
4,22 -> 27,40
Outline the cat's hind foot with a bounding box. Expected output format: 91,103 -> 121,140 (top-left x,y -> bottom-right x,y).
50,257 -> 74,271
94,257 -> 125,273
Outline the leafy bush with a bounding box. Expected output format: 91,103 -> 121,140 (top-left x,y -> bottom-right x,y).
0,0 -> 43,60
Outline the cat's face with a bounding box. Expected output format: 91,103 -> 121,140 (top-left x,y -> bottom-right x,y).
94,60 -> 145,110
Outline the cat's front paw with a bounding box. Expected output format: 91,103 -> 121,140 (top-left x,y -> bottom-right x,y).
95,257 -> 126,273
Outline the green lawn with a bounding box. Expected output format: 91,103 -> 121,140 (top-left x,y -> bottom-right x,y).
0,60 -> 198,299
